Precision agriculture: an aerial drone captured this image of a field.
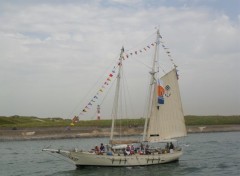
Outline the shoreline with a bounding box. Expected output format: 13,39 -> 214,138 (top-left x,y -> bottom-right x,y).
0,125 -> 240,141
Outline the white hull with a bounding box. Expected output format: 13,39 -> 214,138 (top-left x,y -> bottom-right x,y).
64,150 -> 182,167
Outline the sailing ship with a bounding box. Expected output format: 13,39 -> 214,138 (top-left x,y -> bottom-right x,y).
43,29 -> 187,167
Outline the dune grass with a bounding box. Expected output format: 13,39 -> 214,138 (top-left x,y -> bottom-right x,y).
0,115 -> 239,128
185,115 -> 240,126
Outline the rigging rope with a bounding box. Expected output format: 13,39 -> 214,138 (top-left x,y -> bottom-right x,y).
89,76 -> 118,120
67,57 -> 119,119
71,30 -> 178,122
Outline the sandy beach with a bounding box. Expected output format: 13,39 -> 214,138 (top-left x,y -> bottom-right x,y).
0,125 -> 239,141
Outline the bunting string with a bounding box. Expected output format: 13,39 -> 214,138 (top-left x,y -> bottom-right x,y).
159,36 -> 177,67
122,42 -> 157,60
79,65 -> 119,116
121,36 -> 177,69
78,33 -> 178,117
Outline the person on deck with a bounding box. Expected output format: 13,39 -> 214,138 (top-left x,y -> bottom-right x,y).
169,142 -> 174,153
95,146 -> 100,154
138,143 -> 144,154
164,143 -> 170,153
130,144 -> 135,155
165,143 -> 170,150
169,142 -> 174,150
125,145 -> 131,155
145,144 -> 151,155
100,143 -> 105,153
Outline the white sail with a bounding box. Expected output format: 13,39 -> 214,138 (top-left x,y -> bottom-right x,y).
147,68 -> 187,142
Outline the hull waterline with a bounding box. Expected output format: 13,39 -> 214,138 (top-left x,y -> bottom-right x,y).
64,150 -> 183,167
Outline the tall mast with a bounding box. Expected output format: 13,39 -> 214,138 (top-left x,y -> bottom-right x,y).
110,47 -> 124,142
143,30 -> 160,141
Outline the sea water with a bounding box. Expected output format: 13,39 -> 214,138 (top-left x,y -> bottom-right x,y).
0,132 -> 239,176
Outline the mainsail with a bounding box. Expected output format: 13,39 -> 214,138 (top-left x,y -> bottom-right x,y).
147,68 -> 187,142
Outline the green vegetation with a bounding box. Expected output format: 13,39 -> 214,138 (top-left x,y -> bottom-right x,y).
0,115 -> 71,128
0,115 -> 239,128
185,115 -> 240,126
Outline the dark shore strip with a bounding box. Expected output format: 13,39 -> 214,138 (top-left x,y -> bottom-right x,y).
0,125 -> 240,141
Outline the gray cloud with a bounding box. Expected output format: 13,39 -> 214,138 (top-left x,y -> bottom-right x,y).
0,1 -> 239,118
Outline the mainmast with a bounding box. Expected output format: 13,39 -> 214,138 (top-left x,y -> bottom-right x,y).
142,30 -> 161,141
110,47 -> 124,143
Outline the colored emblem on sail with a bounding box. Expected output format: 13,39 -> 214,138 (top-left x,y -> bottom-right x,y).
157,79 -> 165,104
165,85 -> 171,97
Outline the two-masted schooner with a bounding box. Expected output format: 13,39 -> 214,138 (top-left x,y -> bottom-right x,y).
43,29 -> 187,167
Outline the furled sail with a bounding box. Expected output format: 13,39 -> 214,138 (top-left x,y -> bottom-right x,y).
147,68 -> 187,142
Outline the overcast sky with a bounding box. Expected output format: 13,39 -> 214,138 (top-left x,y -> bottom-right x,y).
0,0 -> 239,119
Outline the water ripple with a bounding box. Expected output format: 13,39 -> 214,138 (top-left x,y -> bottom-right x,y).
0,132 -> 239,176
